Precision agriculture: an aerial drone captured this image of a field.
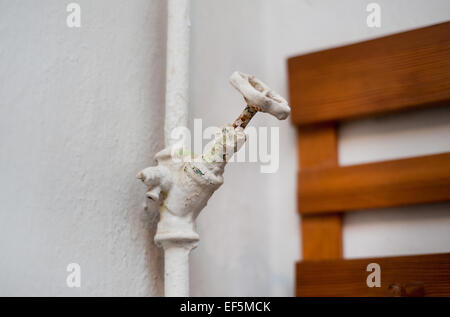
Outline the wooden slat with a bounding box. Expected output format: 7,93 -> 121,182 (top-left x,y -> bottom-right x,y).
301,213 -> 342,260
288,22 -> 450,126
298,124 -> 337,169
298,124 -> 342,260
297,253 -> 450,297
298,152 -> 450,214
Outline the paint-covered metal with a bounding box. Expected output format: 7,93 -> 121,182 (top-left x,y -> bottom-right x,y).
137,69 -> 290,296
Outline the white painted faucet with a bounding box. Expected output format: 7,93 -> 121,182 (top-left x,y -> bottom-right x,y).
137,71 -> 290,296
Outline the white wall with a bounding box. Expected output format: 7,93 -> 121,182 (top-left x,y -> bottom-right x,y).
0,0 -> 166,296
189,0 -> 450,296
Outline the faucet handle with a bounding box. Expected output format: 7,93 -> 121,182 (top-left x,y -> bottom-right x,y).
230,71 -> 291,122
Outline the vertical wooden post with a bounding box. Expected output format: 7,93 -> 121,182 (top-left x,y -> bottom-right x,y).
298,124 -> 342,260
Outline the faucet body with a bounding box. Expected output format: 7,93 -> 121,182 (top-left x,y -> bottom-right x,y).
138,126 -> 246,245
137,71 -> 290,296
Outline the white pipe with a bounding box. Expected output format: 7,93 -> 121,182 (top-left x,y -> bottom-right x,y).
160,241 -> 197,297
165,0 -> 190,147
161,0 -> 192,297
